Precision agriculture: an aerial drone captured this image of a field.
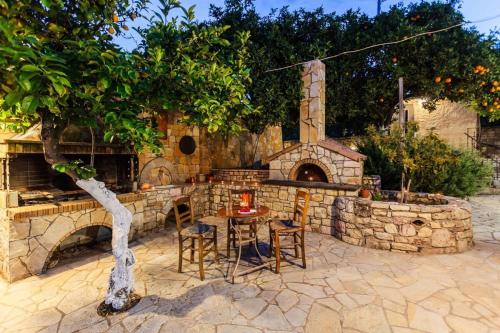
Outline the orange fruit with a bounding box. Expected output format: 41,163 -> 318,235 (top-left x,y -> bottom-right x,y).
491,87 -> 496,93
444,77 -> 452,84
493,81 -> 499,87
480,81 -> 486,86
113,14 -> 119,23
482,101 -> 488,106
434,76 -> 441,83
107,26 -> 115,34
488,107 -> 494,112
458,88 -> 464,93
122,24 -> 129,31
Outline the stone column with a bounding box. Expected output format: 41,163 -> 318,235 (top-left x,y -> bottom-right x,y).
300,60 -> 326,145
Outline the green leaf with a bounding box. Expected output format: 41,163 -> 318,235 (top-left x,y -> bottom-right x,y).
52,163 -> 66,173
20,64 -> 41,72
52,81 -> 66,96
103,131 -> 114,143
4,89 -> 21,105
21,95 -> 39,114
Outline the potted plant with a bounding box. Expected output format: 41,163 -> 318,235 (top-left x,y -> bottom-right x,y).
359,188 -> 371,198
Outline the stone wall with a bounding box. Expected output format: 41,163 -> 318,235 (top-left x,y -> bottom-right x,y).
208,126 -> 283,169
212,169 -> 270,182
139,112 -> 212,185
0,182 -> 476,282
333,192 -> 473,254
0,184 -> 211,282
209,183 -> 358,234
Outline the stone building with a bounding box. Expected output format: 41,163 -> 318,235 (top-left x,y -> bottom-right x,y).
402,99 -> 478,149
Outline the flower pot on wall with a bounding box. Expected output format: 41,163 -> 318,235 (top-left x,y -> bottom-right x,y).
359,189 -> 371,198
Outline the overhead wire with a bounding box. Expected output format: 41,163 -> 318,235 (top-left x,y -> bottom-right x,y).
264,13 -> 500,73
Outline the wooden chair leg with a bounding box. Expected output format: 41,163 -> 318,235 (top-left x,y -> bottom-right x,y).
300,231 -> 306,269
213,227 -> 219,263
293,232 -> 299,258
178,236 -> 183,273
190,238 -> 195,263
198,236 -> 205,281
253,222 -> 259,250
275,231 -> 281,273
226,219 -> 231,258
268,227 -> 274,258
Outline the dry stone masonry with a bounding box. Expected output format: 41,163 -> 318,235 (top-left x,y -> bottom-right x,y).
0,184 -> 210,282
0,180 -> 475,282
333,191 -> 473,254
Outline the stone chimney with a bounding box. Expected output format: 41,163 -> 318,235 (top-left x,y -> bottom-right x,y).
300,60 -> 326,144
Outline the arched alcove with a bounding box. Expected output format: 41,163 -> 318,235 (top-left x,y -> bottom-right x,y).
43,224 -> 112,272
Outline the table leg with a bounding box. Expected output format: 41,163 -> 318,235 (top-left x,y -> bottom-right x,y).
230,217 -> 243,284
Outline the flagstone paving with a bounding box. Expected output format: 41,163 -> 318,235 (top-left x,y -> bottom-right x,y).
0,195 -> 499,333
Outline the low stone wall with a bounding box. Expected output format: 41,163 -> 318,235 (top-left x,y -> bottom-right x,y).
209,183 -> 358,234
0,182 -> 475,282
333,192 -> 473,254
212,169 -> 270,182
0,184 -> 211,282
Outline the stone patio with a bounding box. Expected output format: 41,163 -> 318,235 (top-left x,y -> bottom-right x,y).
0,195 -> 499,333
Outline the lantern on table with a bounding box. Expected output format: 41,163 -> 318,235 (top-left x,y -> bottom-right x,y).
240,191 -> 251,212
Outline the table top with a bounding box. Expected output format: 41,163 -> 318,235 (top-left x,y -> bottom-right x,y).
217,205 -> 270,219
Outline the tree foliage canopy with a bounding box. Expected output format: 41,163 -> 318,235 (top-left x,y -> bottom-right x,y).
0,0 -> 257,176
209,0 -> 499,137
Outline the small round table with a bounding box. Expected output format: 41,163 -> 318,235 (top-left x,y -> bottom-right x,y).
218,205 -> 272,283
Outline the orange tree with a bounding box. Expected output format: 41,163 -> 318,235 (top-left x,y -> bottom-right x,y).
0,0 -> 256,311
209,0 -> 499,136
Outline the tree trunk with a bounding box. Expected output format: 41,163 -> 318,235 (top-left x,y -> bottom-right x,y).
77,178 -> 135,310
39,111 -> 135,310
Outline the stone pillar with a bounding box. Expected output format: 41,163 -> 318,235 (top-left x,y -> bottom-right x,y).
300,60 -> 326,145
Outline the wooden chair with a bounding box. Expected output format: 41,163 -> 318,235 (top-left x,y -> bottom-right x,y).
269,189 -> 310,273
226,189 -> 258,257
174,196 -> 218,281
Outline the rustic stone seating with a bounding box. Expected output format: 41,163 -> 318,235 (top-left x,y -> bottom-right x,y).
174,196 -> 218,281
226,189 -> 258,258
269,189 -> 310,273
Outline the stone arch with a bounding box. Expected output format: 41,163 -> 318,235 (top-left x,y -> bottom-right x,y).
288,158 -> 334,183
40,219 -> 113,274
139,157 -> 177,186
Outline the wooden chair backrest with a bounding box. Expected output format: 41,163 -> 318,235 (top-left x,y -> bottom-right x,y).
229,188 -> 256,207
173,196 -> 194,233
293,189 -> 310,228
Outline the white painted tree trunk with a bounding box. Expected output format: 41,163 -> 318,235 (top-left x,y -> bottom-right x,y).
76,178 -> 135,310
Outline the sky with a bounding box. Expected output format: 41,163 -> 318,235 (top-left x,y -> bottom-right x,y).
115,0 -> 500,50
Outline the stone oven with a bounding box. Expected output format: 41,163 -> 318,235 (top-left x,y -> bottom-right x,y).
268,60 -> 366,185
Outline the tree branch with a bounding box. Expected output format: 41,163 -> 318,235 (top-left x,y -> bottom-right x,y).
39,110 -> 77,180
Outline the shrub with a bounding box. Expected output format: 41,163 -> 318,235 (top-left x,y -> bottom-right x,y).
438,150 -> 493,198
359,123 -> 493,198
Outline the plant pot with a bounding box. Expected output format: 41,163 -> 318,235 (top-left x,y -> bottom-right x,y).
359,189 -> 371,198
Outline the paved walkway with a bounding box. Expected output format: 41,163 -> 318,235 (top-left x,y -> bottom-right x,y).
1,195 -> 499,333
